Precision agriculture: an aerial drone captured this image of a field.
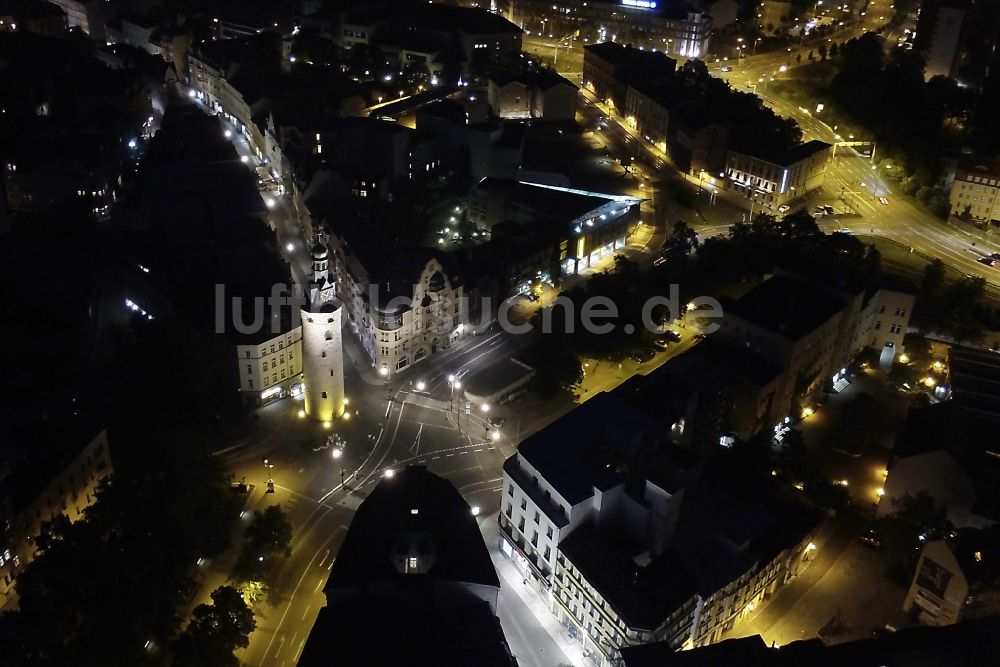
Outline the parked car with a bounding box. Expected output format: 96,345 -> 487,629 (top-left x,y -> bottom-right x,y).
653,337 -> 671,349
778,204 -> 790,214
662,331 -> 682,343
978,256 -> 997,267
860,528 -> 882,549
879,196 -> 890,205
629,347 -> 657,363
720,65 -> 733,72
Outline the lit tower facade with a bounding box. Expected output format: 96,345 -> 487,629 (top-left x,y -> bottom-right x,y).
300,240 -> 346,422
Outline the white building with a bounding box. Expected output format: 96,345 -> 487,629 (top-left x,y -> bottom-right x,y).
498,393 -> 822,663
949,162 -> 1000,225
724,140 -> 831,212
235,326 -> 303,406
301,242 -> 346,422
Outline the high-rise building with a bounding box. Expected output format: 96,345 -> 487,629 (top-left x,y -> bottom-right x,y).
925,2 -> 970,80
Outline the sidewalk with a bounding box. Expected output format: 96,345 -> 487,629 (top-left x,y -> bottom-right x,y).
480,515 -> 584,667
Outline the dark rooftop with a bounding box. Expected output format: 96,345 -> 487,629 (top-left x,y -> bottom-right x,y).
948,346 -> 1000,422
488,68 -> 577,90
325,466 -> 499,590
722,274 -> 848,340
559,521 -> 697,630
621,635 -> 769,667
515,392 -> 658,505
622,615 -> 1000,666
299,597 -> 513,667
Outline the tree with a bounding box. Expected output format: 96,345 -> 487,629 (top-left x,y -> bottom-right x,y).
818,43 -> 828,61
920,258 -> 946,300
664,218 -> 699,258
876,491 -> 950,580
246,505 -> 292,558
902,332 -> 932,368
173,586 -> 256,667
830,42 -> 839,58
524,337 -> 584,398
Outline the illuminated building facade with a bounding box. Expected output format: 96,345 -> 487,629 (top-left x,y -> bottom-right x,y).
501,0 -> 711,58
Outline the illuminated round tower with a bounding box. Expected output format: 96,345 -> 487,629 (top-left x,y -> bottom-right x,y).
301,241 -> 345,422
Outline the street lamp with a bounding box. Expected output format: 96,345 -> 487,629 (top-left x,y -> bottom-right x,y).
480,403 -> 490,413
384,469 -> 395,478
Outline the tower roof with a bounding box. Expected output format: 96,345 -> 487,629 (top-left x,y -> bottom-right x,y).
312,242 -> 328,260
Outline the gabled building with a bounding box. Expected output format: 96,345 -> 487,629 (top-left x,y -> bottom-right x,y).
904,528 -> 1000,626
299,466 -> 516,666
487,69 -> 577,121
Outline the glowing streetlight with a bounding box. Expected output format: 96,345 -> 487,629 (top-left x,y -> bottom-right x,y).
323,421 -> 332,429
384,469 -> 395,478
286,242 -> 293,252
332,448 -> 343,459
480,403 -> 490,413
416,380 -> 426,391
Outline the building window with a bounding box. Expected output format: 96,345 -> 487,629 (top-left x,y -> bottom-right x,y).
507,484 -> 514,497
520,499 -> 527,510
544,546 -> 551,560
546,526 -> 553,539
322,391 -> 327,399
534,511 -> 540,524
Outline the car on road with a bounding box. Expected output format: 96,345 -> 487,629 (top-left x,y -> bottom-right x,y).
720,65 -> 732,72
879,197 -> 890,205
860,528 -> 882,549
629,347 -> 657,363
653,337 -> 672,349
978,256 -> 997,267
777,204 -> 790,214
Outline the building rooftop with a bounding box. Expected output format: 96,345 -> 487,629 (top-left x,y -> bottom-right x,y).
559,521 -> 698,631
621,635 -> 769,667
515,392 -> 658,506
299,597 -> 513,667
947,346 -> 1000,422
622,615 -> 1000,666
722,274 -> 848,340
943,527 -> 1000,586
488,68 -> 577,90
325,465 -> 499,590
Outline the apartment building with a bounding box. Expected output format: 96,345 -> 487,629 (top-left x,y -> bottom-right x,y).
583,41 -> 676,113
328,235 -> 467,378
724,140 -> 832,211
0,428 -> 112,607
904,528 -> 1000,626
487,70 -> 577,121
503,0 -> 711,59
187,34 -> 279,163
499,393 -> 823,664
949,162 -> 1000,225
854,288 -> 915,364
234,325 -> 304,406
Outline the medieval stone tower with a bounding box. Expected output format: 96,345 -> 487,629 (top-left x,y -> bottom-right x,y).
300,239 -> 345,422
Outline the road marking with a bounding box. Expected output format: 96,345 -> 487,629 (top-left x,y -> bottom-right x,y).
314,577 -> 324,592
302,605 -> 311,620
257,527 -> 342,667
295,639 -> 306,662
317,548 -> 330,568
